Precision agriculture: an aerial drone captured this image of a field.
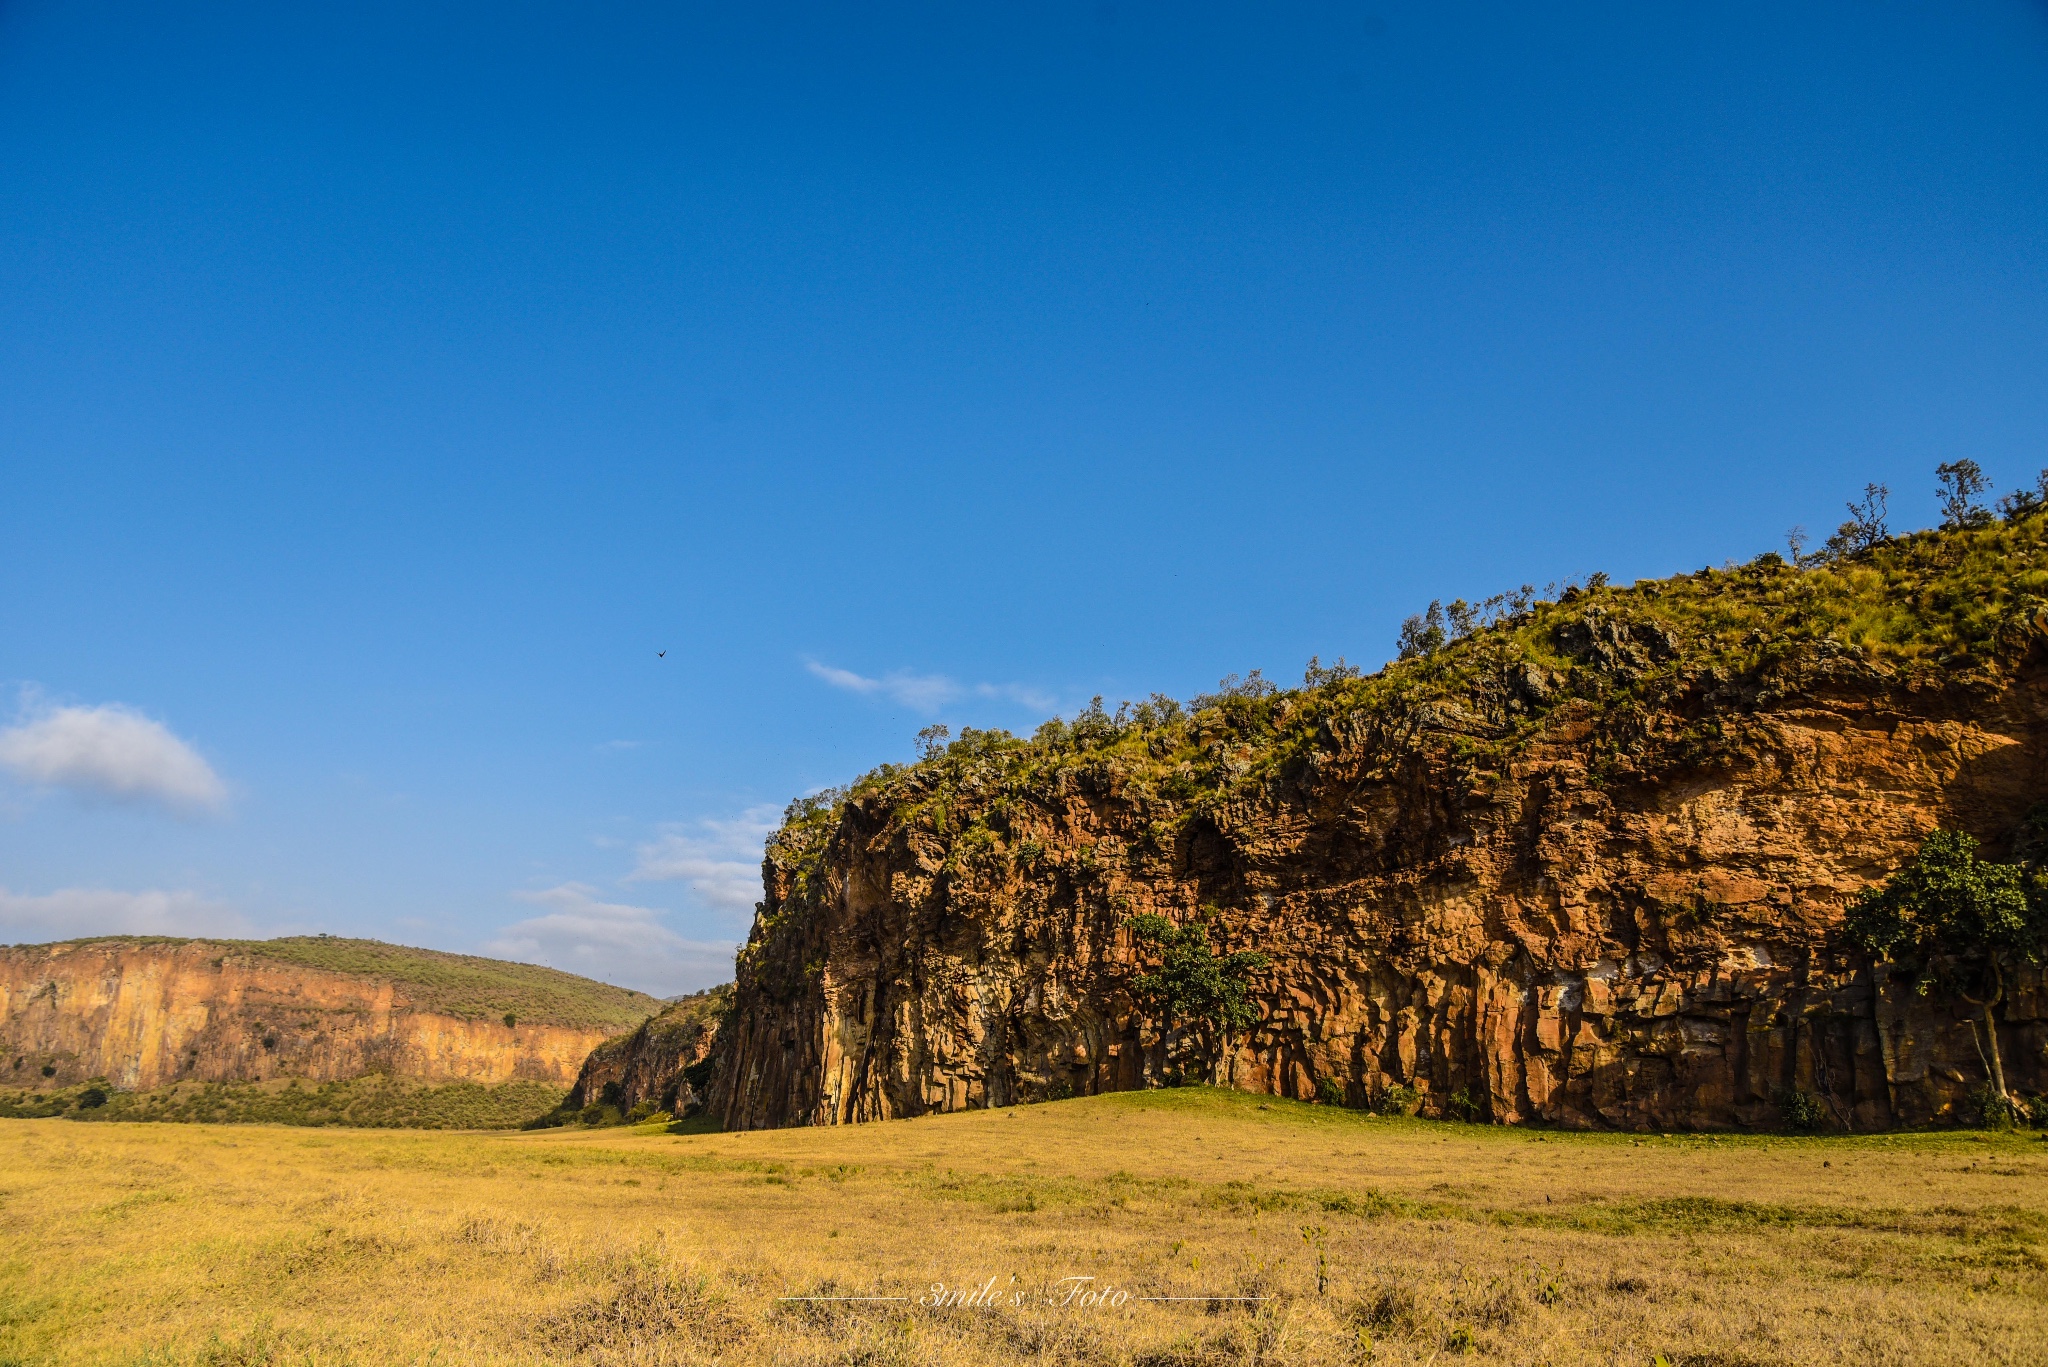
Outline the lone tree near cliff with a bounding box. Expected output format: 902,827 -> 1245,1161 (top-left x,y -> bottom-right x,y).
1935,459 -> 1994,531
1843,830 -> 2047,1118
1126,912 -> 1269,1085
1822,482 -> 1890,559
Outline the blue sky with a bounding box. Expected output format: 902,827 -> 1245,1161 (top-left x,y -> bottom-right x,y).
2,2 -> 2045,993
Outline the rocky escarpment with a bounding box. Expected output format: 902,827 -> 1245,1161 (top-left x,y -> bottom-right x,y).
712,521 -> 2048,1133
0,937 -> 660,1091
559,984 -> 731,1119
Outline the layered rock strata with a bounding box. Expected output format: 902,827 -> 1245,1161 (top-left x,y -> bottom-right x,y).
0,939 -> 618,1090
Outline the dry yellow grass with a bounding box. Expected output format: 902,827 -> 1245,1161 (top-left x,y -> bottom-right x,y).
1,1088 -> 2044,1366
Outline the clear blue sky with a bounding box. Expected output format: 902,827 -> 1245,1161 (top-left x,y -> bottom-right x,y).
3,2 -> 2045,993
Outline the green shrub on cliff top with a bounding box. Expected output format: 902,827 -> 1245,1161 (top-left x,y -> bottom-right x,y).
230,938 -> 660,1030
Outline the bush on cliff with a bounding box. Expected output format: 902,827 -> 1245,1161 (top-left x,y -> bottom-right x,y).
1126,913 -> 1270,1085
801,470 -> 2048,839
1844,828 -> 2048,1120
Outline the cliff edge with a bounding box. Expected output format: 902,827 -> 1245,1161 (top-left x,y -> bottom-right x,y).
0,936 -> 662,1091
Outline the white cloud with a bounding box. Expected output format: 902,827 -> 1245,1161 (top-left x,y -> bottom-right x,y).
627,805 -> 778,910
804,660 -> 886,694
804,660 -> 1056,717
0,702 -> 227,814
0,886 -> 250,942
487,884 -> 734,996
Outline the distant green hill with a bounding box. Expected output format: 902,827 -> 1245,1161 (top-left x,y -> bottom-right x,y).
26,935 -> 665,1032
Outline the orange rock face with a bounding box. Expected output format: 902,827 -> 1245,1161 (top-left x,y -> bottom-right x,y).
560,985 -> 730,1118
0,941 -> 612,1090
713,644 -> 2048,1132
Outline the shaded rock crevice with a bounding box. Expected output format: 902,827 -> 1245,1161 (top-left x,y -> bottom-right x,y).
561,985 -> 731,1117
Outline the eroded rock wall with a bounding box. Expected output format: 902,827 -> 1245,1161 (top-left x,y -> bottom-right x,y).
564,985 -> 731,1116
713,645 -> 2048,1132
0,941 -> 611,1089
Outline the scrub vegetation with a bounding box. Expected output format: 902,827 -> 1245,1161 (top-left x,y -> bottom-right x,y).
2,1088 -> 2043,1365
0,1074 -> 566,1130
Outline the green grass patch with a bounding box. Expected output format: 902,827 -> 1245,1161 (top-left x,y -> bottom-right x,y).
0,1076 -> 568,1130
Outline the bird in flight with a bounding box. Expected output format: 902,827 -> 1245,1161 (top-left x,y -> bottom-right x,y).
657,650 -> 666,658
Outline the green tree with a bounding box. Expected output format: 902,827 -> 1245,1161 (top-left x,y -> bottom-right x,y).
1842,830 -> 2048,1111
1126,912 -> 1269,1084
1069,696 -> 1119,746
1997,468 -> 2048,521
1397,602 -> 1447,660
1193,671 -> 1277,709
1822,482 -> 1890,559
1302,655 -> 1362,689
1935,459 -> 1994,530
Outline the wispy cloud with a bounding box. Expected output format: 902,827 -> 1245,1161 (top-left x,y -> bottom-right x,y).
627,805 -> 778,910
0,886 -> 250,942
0,701 -> 227,814
971,680 -> 1061,712
804,660 -> 957,711
487,884 -> 733,995
803,660 -> 1057,716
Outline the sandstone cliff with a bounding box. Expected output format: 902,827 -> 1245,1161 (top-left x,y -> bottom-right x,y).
712,520 -> 2048,1132
0,937 -> 661,1091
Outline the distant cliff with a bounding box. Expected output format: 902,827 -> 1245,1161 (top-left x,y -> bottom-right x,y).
713,517 -> 2048,1133
557,985 -> 732,1121
0,936 -> 662,1091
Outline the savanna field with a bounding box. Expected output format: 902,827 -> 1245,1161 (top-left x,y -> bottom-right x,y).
2,1091 -> 2044,1367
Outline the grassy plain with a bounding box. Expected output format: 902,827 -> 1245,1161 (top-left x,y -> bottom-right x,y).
1,1088 -> 2043,1367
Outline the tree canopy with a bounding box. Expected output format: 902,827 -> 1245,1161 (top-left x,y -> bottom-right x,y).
1126,913 -> 1269,1079
1841,830 -> 2044,982
1842,828 -> 2048,1113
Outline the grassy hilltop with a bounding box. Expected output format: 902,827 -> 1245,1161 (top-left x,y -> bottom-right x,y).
1,1090 -> 2042,1365
754,501 -> 2048,969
